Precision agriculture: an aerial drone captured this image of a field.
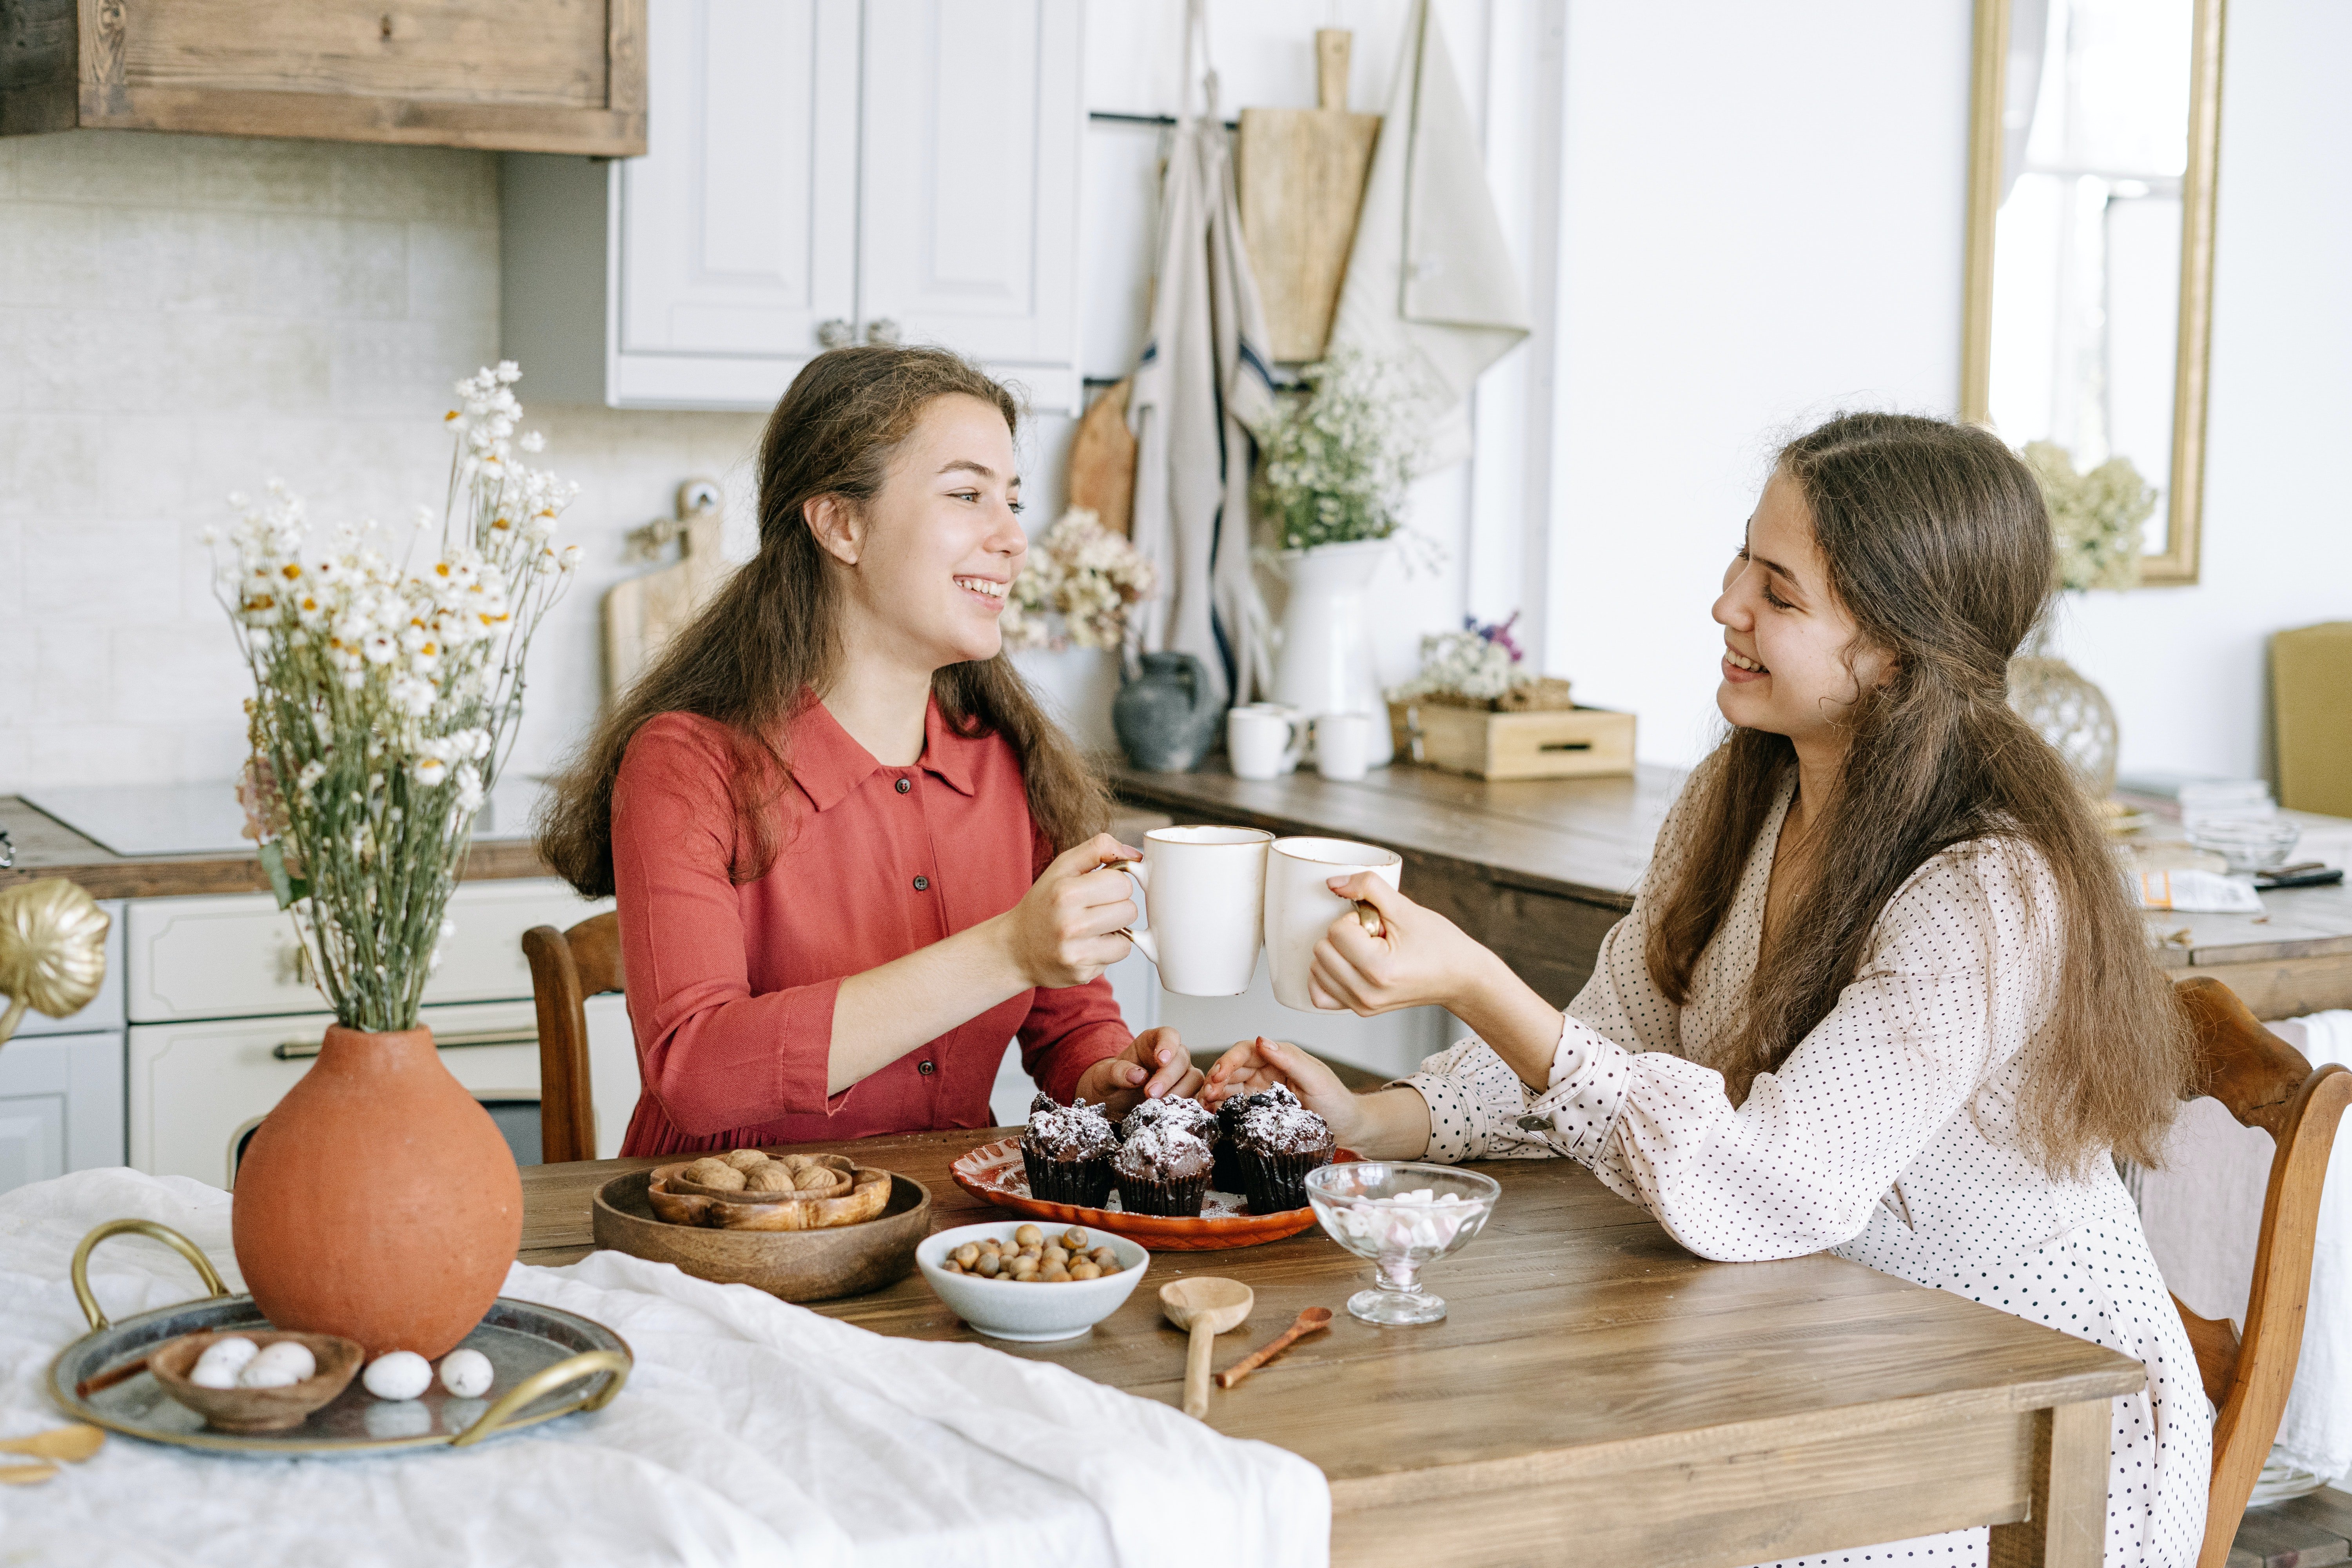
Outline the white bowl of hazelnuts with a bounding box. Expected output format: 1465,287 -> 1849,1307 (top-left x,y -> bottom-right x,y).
917,1222 -> 1150,1342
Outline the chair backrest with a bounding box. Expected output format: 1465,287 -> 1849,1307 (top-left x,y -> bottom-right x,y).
2172,976 -> 2352,1568
522,912 -> 625,1166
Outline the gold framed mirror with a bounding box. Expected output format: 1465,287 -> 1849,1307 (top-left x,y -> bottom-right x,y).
1962,0 -> 2225,586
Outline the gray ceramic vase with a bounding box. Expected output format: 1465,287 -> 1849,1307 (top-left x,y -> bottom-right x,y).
1113,652 -> 1221,773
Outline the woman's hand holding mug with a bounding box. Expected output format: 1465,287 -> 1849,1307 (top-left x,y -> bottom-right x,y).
1001,833 -> 1143,988
1307,873 -> 1493,1016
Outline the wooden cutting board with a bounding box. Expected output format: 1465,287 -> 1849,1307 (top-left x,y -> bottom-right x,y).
1237,30 -> 1381,364
604,482 -> 731,701
1066,377 -> 1136,535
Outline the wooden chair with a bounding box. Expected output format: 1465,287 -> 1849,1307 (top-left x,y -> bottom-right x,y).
521,912 -> 625,1165
2172,976 -> 2352,1568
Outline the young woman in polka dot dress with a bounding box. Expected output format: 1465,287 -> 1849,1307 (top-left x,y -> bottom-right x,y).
1207,414 -> 2209,1568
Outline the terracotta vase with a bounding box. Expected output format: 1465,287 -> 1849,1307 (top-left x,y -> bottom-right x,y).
231,1024 -> 521,1359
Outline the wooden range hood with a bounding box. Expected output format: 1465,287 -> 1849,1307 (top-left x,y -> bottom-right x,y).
0,0 -> 644,155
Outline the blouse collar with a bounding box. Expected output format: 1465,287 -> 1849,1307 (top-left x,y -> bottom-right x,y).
789,692 -> 984,813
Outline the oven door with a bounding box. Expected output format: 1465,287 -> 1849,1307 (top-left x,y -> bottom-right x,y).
128,999 -> 544,1189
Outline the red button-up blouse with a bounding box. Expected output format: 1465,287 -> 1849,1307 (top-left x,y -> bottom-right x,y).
610,699 -> 1133,1156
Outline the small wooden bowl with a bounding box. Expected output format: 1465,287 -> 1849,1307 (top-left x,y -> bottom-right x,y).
666,1152 -> 855,1201
148,1329 -> 363,1434
595,1168 -> 931,1303
647,1162 -> 892,1231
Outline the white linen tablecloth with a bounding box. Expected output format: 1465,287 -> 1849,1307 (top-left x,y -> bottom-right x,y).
2140,1010 -> 2352,1488
0,1169 -> 1330,1567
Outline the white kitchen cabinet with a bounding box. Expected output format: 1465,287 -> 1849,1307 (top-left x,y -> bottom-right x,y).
0,1030 -> 125,1194
502,0 -> 1083,414
125,879 -> 613,1024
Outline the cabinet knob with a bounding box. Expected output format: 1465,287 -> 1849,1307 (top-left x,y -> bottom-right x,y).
864,318 -> 901,347
817,318 -> 853,350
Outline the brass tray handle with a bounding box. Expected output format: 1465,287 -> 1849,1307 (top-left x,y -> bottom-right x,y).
71,1219 -> 231,1332
450,1349 -> 630,1448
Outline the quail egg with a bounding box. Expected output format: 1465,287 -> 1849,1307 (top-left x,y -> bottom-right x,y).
236,1339 -> 317,1388
437,1347 -> 494,1398
188,1335 -> 260,1389
362,1349 -> 433,1401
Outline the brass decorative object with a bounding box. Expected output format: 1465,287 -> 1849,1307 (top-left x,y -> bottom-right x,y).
0,878 -> 110,1047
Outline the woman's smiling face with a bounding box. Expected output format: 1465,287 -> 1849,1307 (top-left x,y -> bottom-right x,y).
1712,467 -> 1890,748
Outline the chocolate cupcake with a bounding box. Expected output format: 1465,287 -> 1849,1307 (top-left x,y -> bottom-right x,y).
1212,1091 -> 1255,1193
1020,1096 -> 1117,1208
1111,1123 -> 1213,1218
1120,1093 -> 1219,1149
1233,1085 -> 1336,1214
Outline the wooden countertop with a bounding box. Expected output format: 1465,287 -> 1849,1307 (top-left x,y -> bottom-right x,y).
521,1129 -> 2141,1568
1110,761 -> 2352,985
0,795 -> 554,900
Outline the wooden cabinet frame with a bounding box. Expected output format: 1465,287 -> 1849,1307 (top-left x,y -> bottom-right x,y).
1,0 -> 646,155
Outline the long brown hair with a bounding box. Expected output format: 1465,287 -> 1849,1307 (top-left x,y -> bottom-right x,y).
538,345 -> 1109,897
1644,412 -> 2191,1172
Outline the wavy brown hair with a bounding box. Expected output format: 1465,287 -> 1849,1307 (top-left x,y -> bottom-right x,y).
1643,412 -> 2192,1173
538,345 -> 1110,897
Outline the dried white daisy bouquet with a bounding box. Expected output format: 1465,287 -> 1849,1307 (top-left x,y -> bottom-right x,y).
1249,346 -> 1427,553
2022,440 -> 2158,593
1000,507 -> 1158,653
205,362 -> 580,1033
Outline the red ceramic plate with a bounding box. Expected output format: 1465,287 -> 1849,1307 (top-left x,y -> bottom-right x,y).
950,1137 -> 1356,1251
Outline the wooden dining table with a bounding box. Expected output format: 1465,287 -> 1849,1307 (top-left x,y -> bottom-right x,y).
520,1129 -> 2144,1568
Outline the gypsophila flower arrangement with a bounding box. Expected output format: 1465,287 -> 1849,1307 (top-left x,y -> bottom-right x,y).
2022,441 -> 2157,593
203,362 -> 580,1033
999,508 -> 1158,653
1249,347 -> 1427,553
1388,613 -> 1575,712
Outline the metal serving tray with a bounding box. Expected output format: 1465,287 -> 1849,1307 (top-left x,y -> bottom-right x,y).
47,1220 -> 631,1457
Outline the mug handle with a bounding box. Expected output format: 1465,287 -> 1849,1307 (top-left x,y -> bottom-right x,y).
1104,856 -> 1158,965
1282,717 -> 1308,773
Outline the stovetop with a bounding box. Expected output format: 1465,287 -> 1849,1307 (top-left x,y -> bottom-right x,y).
21,778 -> 548,858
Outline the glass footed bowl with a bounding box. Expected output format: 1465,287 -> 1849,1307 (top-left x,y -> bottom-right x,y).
2186,818 -> 2302,875
1305,1161 -> 1500,1325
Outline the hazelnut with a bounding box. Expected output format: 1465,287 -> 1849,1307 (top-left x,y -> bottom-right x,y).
1041,1263 -> 1070,1283
1042,1245 -> 1069,1267
742,1165 -> 797,1193
975,1253 -> 1002,1277
1070,1261 -> 1102,1281
721,1149 -> 770,1172
1014,1224 -> 1044,1248
953,1243 -> 980,1268
1009,1255 -> 1039,1278
1061,1229 -> 1089,1251
683,1158 -> 746,1191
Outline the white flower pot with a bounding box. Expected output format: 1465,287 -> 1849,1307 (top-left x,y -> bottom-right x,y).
1271,538 -> 1393,768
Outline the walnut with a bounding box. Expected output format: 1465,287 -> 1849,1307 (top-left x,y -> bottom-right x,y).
742,1165 -> 797,1194
682,1157 -> 746,1191
779,1154 -> 815,1172
720,1149 -> 771,1172
794,1167 -> 839,1191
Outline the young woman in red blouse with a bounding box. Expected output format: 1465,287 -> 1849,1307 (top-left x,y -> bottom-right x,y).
540,347 -> 1197,1155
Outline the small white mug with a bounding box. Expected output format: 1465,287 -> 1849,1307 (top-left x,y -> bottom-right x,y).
1314,711 -> 1372,782
1264,836 -> 1404,1012
1228,704 -> 1306,780
1114,826 -> 1273,996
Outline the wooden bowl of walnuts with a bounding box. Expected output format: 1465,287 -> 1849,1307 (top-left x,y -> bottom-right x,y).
593,1156 -> 932,1304
649,1150 -> 892,1231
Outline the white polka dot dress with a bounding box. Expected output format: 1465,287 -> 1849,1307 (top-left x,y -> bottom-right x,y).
1403,775 -> 2210,1568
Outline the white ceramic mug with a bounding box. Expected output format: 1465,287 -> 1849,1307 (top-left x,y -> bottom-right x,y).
1228,704 -> 1307,780
1115,826 -> 1273,996
1264,836 -> 1404,1012
1314,711 -> 1373,781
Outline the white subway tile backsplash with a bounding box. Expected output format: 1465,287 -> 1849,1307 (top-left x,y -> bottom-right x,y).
1,132 -> 765,792
0,204 -> 104,309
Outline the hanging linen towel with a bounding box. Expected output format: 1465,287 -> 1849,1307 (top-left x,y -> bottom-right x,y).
1326,0 -> 1532,477
2138,1009 -> 2352,1489
0,1167 -> 1330,1568
1126,0 -> 1279,709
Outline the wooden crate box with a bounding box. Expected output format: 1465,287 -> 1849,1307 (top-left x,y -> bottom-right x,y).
1388,702 -> 1636,781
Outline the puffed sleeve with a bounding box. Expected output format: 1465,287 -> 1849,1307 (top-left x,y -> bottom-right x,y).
1515,840 -> 2053,1261
1011,829 -> 1133,1105
612,714 -> 845,1135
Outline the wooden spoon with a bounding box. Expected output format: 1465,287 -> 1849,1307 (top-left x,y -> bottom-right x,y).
0,1425 -> 103,1463
0,1463 -> 58,1485
1160,1277 -> 1254,1419
1217,1307 -> 1333,1389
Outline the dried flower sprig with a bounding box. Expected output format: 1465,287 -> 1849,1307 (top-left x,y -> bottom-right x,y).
2022,441 -> 2156,593
203,362 -> 580,1032
1247,347 -> 1428,553
1000,508 -> 1158,653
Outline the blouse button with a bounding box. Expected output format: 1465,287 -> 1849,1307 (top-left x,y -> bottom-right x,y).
913,875 -> 930,891
917,1060 -> 936,1076
895,778 -> 911,794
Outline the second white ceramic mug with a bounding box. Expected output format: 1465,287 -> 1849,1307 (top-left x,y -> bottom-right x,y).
1228,704 -> 1307,780
1116,825 -> 1273,996
1264,836 -> 1404,1012
1314,712 -> 1372,781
